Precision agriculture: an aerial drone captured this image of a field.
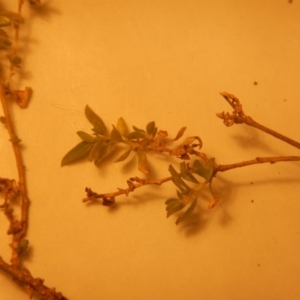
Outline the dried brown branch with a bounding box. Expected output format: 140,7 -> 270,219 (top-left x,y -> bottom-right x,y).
0,1 -> 67,299
83,154 -> 300,206
217,92 -> 300,150
83,175 -> 173,204
0,257 -> 67,300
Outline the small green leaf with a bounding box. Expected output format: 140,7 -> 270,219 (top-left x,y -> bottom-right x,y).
77,131 -> 97,142
165,198 -> 185,217
176,198 -> 197,225
176,190 -> 183,199
94,141 -> 117,166
85,105 -> 107,135
146,121 -> 156,136
173,127 -> 186,141
127,131 -> 146,140
116,117 -> 129,137
180,162 -> 199,183
193,158 -> 215,182
133,125 -> 146,133
165,198 -> 179,205
168,164 -> 190,192
61,141 -> 94,166
136,149 -> 150,174
88,139 -> 104,162
114,149 -> 131,163
111,126 -> 123,142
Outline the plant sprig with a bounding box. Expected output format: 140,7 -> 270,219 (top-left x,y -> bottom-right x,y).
0,1 -> 66,299
61,104 -> 203,174
64,93 -> 300,224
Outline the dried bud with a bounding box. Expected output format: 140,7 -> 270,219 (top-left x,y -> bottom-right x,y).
13,87 -> 32,108
102,197 -> 115,206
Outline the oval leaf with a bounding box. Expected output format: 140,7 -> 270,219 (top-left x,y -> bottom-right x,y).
77,131 -> 97,142
146,121 -> 156,136
173,127 -> 186,141
133,125 -> 146,133
193,158 -> 215,182
94,141 -> 117,166
114,149 -> 131,163
168,164 -> 190,192
176,198 -> 197,225
85,105 -> 107,135
116,117 -> 129,137
127,131 -> 146,140
180,162 -> 199,183
61,141 -> 94,166
111,126 -> 123,142
165,198 -> 179,205
166,202 -> 185,218
136,149 -> 150,174
88,139 -> 104,162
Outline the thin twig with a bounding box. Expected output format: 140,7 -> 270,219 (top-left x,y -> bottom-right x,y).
0,2 -> 67,299
215,155 -> 300,173
217,92 -> 300,150
83,175 -> 173,204
84,154 -> 300,204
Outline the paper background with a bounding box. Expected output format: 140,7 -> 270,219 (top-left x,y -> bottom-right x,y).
1,0 -> 300,299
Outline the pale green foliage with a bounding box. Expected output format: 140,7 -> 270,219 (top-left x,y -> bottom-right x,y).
62,105 -> 186,173
165,159 -> 216,224
62,105 -> 218,224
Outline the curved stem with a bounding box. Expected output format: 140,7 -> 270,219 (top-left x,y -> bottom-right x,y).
245,118 -> 300,150
218,92 -> 300,150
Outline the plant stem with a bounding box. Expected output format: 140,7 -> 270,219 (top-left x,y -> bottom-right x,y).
83,175 -> 173,204
218,92 -> 300,150
215,155 -> 300,173
0,84 -> 30,268
86,154 -> 300,204
245,118 -> 300,150
0,257 -> 67,300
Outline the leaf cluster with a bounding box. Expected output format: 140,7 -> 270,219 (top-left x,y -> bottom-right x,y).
62,105 -> 187,174
165,158 -> 215,224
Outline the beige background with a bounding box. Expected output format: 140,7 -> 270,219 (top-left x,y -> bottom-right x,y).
1,0 -> 300,299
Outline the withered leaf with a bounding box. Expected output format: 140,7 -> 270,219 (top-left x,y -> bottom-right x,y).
173,127 -> 186,141
136,149 -> 150,174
